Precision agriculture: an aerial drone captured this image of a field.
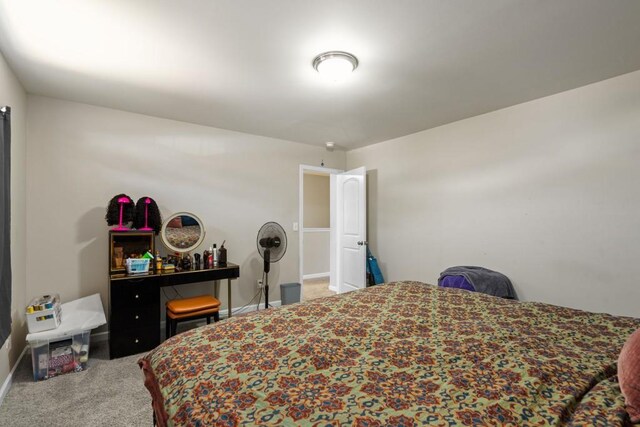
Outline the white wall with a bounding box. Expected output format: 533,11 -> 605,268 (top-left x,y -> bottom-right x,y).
0,51 -> 27,389
347,70 -> 640,318
26,96 -> 345,324
303,231 -> 329,276
303,174 -> 330,228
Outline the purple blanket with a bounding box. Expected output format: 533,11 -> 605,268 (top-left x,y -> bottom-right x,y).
439,275 -> 475,292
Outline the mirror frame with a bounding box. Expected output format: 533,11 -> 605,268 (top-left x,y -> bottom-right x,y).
160,212 -> 206,253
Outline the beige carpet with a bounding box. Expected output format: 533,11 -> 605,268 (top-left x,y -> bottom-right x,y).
302,277 -> 335,301
0,339 -> 151,426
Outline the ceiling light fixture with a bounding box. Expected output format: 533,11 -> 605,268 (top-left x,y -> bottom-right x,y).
313,51 -> 358,82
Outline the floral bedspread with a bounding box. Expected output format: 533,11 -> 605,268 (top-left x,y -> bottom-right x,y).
139,282 -> 640,426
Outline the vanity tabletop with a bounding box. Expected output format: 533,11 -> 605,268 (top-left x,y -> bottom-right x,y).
110,262 -> 239,281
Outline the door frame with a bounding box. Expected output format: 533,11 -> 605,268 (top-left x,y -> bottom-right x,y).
299,164 -> 343,299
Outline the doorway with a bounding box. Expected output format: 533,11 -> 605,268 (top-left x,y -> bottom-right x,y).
299,165 -> 341,301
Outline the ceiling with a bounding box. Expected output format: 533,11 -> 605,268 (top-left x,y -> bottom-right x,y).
1,1 -> 640,149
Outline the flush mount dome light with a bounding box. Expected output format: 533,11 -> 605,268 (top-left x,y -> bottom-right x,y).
313,51 -> 358,81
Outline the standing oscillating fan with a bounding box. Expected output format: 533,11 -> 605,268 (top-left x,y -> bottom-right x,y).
256,222 -> 287,309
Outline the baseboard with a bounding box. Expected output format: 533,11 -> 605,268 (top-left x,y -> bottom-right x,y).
303,272 -> 330,280
221,300 -> 282,317
0,344 -> 28,408
328,285 -> 337,292
91,331 -> 109,343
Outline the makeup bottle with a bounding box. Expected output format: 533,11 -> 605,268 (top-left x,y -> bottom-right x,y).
203,250 -> 210,269
212,244 -> 218,266
208,246 -> 213,268
218,241 -> 227,267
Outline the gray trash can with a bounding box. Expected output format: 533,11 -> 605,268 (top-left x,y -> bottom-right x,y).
280,282 -> 301,305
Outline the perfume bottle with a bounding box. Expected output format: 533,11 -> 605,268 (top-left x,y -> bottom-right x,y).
155,252 -> 162,272
218,241 -> 227,266
203,250 -> 210,269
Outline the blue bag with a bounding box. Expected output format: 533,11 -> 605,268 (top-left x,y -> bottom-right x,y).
366,248 -> 384,285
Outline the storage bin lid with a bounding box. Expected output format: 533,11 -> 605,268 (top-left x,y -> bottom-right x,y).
26,294 -> 106,342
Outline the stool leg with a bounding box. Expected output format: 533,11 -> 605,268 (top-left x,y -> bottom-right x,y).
170,319 -> 176,337
165,314 -> 170,339
213,311 -> 220,322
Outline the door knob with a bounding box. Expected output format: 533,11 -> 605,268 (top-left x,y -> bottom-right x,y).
357,241 -> 368,246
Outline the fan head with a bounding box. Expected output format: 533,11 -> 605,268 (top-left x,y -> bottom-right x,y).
257,222 -> 287,263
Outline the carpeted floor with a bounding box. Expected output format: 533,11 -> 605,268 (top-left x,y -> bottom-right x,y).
0,339 -> 151,426
302,277 -> 335,301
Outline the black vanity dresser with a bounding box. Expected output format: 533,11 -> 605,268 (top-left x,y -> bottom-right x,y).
109,264 -> 240,359
108,212 -> 240,359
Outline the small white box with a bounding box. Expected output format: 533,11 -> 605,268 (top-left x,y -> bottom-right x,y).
126,258 -> 150,274
26,294 -> 62,334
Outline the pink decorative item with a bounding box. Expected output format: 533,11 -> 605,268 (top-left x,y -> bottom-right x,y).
105,193 -> 135,229
113,196 -> 132,231
139,198 -> 153,231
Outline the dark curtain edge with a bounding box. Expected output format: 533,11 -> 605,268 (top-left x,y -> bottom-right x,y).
0,105 -> 11,349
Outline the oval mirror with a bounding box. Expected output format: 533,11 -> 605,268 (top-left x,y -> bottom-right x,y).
160,212 -> 206,253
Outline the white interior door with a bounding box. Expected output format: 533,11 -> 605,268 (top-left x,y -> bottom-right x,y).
335,167 -> 367,293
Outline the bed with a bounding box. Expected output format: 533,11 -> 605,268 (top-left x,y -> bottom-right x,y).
139,281 -> 640,426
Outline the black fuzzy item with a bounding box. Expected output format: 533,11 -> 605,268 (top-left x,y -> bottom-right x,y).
134,196 -> 162,234
105,194 -> 135,226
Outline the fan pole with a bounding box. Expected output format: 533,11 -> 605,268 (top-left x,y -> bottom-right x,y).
264,272 -> 269,310
263,248 -> 270,309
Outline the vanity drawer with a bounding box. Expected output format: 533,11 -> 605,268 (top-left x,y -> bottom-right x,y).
110,281 -> 159,310
109,326 -> 159,359
110,305 -> 159,332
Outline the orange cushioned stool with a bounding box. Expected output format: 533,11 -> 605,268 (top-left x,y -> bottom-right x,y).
166,295 -> 221,338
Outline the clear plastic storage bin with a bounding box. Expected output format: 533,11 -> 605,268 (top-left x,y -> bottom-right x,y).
29,330 -> 91,381
26,294 -> 106,382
